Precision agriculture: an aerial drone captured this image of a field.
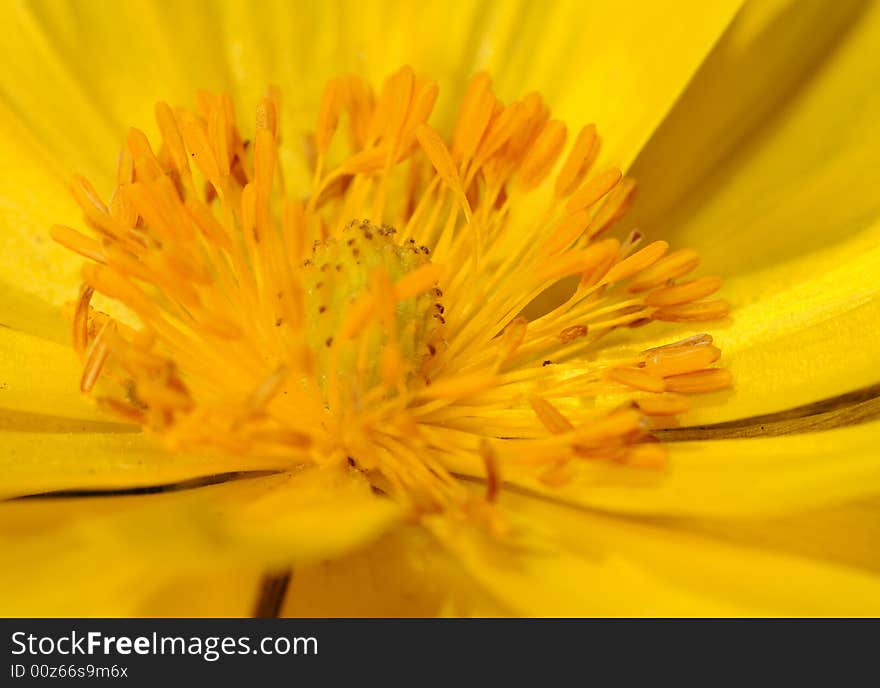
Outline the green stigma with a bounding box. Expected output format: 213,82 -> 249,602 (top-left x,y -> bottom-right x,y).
300,220 -> 443,400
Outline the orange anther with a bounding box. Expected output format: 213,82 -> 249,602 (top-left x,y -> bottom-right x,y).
416,125 -> 460,191
559,324 -> 589,343
530,396 -> 575,434
645,276 -> 722,306
644,344 -> 722,377
519,119 -> 567,189
602,240 -> 669,285
654,299 -> 730,322
178,110 -> 222,181
664,368 -> 733,394
479,439 -> 501,502
556,124 -> 599,197
587,177 -> 636,237
624,444 -> 667,469
452,72 -> 495,161
50,225 -> 105,264
607,367 -> 666,393
628,248 -> 701,292
315,78 -> 343,154
565,167 -> 622,213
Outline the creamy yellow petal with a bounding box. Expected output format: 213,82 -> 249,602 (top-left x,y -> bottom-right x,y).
0,327 -> 113,421
427,487 -> 880,616
626,0 -> 867,229
609,2 -> 880,422
133,569 -> 264,618
0,1 -> 253,337
0,468 -> 398,616
497,419 -> 880,519
282,524 -> 505,617
632,0 -> 880,274
216,468 -> 402,568
0,1 -> 233,180
694,226 -> 880,423
600,213 -> 880,424
0,486 -> 252,617
544,0 -> 742,170
0,0 -> 740,335
0,429 -> 293,499
168,0 -> 743,173
428,518 -> 746,616
3,0 -> 741,169
666,498 -> 880,576
0,102 -> 87,338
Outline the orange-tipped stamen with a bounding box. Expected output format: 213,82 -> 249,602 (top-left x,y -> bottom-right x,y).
51,68 -> 732,519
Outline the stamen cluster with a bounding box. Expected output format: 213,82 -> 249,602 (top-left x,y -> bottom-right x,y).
53,67 -> 730,512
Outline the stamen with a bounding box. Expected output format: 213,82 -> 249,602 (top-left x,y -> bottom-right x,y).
539,462 -> 574,487
416,124 -> 469,216
518,120 -> 567,190
587,177 -> 637,237
601,240 -> 669,285
490,317 -> 528,373
452,73 -> 495,162
80,319 -> 113,393
654,299 -> 731,322
543,210 -> 590,255
664,369 -> 733,394
555,124 -> 599,198
566,167 -> 622,213
50,225 -> 106,264
315,78 -> 344,157
52,68 -> 731,522
645,276 -> 722,306
644,342 -> 722,376
247,365 -> 290,414
628,248 -> 701,292
72,284 -> 94,358
479,439 -> 501,503
623,444 -> 667,469
607,366 -> 666,393
559,325 -> 589,343
530,396 -> 575,434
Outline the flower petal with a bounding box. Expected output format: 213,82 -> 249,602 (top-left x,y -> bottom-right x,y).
0,0 -> 740,336
0,429 -> 292,500
0,468 -> 399,616
134,570 -> 265,618
601,215 -> 880,424
627,0 -> 868,229
0,327 -> 121,421
614,2 -> 880,422
691,230 -> 880,423
427,486 -> 880,616
545,0 -> 742,169
0,484 -> 258,617
664,498 -> 880,576
215,468 -> 403,568
498,419 -> 880,519
633,0 -> 880,276
281,525 -> 505,617
0,102 -> 88,340
194,0 -> 743,169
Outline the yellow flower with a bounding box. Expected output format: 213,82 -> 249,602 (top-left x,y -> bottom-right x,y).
1,0 -> 879,617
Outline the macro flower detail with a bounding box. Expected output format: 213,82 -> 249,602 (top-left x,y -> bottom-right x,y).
3,0 -> 880,620
51,68 -> 731,517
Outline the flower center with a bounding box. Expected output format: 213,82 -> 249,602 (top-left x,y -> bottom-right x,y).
301,220 -> 443,400
52,67 -> 731,514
